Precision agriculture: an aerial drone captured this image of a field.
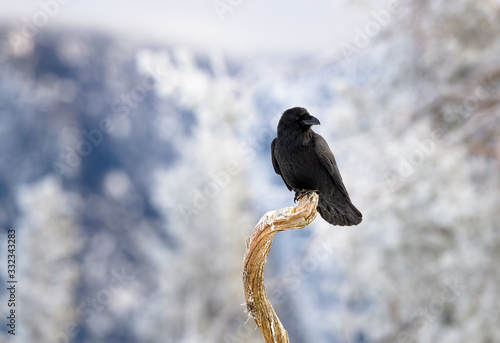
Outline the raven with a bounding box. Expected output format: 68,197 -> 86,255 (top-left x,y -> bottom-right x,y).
271,107 -> 362,226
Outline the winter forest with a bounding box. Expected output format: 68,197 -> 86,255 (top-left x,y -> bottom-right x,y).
1,1 -> 500,342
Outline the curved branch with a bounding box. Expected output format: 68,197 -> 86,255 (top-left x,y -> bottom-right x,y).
243,192 -> 319,343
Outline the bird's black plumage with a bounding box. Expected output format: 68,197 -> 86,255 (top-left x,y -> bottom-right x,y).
271,107 -> 362,226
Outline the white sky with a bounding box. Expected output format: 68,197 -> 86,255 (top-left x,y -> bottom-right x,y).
1,0 -> 375,60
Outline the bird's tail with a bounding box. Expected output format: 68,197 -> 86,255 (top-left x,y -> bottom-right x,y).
317,195 -> 362,226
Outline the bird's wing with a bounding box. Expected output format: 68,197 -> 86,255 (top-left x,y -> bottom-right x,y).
271,138 -> 281,175
271,138 -> 293,191
313,133 -> 350,197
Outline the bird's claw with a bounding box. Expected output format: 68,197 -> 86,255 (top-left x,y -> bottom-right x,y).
294,189 -> 318,202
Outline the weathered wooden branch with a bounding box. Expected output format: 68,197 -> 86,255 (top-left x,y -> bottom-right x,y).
243,192 -> 319,343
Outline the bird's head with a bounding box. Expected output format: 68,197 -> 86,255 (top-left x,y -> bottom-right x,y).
277,107 -> 321,135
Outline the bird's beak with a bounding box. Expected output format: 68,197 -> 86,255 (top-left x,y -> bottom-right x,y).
299,114 -> 321,126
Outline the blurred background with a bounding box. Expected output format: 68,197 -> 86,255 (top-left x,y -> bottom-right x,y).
1,1 -> 500,342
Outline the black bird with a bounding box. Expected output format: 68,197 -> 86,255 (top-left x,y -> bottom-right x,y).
271,107 -> 362,226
